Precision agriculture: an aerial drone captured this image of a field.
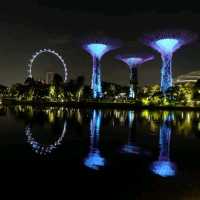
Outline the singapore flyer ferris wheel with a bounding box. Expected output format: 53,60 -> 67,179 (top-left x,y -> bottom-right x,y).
27,49 -> 68,82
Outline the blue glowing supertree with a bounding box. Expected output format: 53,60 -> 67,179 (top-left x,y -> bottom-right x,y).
142,30 -> 197,93
150,113 -> 177,177
82,37 -> 121,98
116,54 -> 154,98
83,110 -> 105,170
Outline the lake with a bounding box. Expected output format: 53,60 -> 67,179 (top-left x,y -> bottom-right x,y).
0,105 -> 200,199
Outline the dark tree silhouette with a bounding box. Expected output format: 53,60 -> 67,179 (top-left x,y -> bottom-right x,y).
52,73 -> 63,86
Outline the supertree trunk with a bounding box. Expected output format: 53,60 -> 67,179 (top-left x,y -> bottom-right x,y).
129,67 -> 138,98
92,57 -> 102,98
161,53 -> 173,93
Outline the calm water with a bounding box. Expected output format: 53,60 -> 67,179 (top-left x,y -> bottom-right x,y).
1,105 -> 200,199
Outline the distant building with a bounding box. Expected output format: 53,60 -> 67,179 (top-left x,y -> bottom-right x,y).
46,72 -> 55,84
174,71 -> 200,84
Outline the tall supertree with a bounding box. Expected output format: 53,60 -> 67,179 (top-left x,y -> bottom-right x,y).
116,54 -> 154,98
83,110 -> 105,170
150,112 -> 177,177
82,37 -> 121,98
142,30 -> 197,93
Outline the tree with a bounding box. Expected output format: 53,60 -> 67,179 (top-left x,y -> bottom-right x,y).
0,84 -> 8,96
76,76 -> 85,88
49,73 -> 64,101
175,83 -> 193,105
9,83 -> 25,99
52,73 -> 63,86
75,76 -> 85,101
193,79 -> 200,101
24,77 -> 35,87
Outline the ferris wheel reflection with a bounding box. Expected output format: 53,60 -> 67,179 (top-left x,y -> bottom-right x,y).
25,120 -> 67,156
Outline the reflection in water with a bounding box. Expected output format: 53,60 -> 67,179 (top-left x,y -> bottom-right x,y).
150,113 -> 177,177
121,111 -> 139,154
121,111 -> 149,155
0,105 -> 7,116
113,110 -> 127,126
25,121 -> 67,155
84,110 -> 105,170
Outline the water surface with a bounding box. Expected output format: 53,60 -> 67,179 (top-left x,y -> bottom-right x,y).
0,105 -> 200,199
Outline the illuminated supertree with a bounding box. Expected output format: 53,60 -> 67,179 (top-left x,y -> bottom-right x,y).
150,113 -> 177,177
142,30 -> 197,93
82,37 -> 121,98
83,110 -> 105,170
121,111 -> 149,155
116,54 -> 154,98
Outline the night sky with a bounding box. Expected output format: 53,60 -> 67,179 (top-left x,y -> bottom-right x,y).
1,0 -> 200,87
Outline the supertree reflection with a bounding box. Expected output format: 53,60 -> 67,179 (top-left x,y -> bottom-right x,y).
25,121 -> 67,156
83,110 -> 105,170
121,111 -> 149,155
150,113 -> 177,177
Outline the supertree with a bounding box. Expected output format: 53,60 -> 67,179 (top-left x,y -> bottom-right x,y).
116,54 -> 154,98
83,110 -> 105,170
150,112 -> 177,177
142,30 -> 197,93
82,37 -> 121,98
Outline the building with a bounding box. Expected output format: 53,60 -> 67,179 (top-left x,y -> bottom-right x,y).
46,72 -> 55,84
174,71 -> 200,84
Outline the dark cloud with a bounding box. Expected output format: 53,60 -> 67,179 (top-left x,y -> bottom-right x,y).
47,35 -> 72,46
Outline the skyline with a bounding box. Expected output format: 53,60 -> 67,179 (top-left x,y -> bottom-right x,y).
0,1 -> 200,87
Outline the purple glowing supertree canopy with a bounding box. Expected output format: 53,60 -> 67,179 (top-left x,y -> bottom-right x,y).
116,54 -> 154,98
82,37 -> 121,98
142,30 -> 197,93
116,54 -> 154,67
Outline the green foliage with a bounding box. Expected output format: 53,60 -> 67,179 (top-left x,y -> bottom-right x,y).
5,76 -> 200,107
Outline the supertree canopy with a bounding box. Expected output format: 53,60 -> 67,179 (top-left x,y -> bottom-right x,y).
150,112 -> 177,177
83,110 -> 105,170
142,30 -> 197,93
82,37 -> 121,98
116,54 -> 154,98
